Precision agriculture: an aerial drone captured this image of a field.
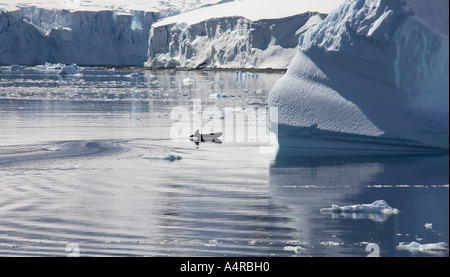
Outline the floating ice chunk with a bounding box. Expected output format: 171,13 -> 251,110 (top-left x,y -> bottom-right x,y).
425,223 -> 433,229
396,242 -> 449,252
35,63 -> 64,71
320,241 -> 341,246
182,77 -> 195,85
124,72 -> 141,78
59,64 -> 81,75
283,245 -> 306,253
9,64 -> 23,71
320,200 -> 399,215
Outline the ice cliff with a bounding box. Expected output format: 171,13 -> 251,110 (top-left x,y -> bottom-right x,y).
0,6 -> 157,66
145,0 -> 343,69
269,0 -> 449,151
146,13 -> 326,69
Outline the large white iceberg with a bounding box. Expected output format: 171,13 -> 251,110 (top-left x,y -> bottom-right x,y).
269,0 -> 449,152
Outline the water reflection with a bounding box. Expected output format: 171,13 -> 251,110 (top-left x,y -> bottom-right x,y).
269,151 -> 449,256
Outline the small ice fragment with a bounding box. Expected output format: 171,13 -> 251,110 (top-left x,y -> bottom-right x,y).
320,241 -> 341,246
9,64 -> 23,71
425,223 -> 433,229
283,245 -> 306,253
182,77 -> 195,85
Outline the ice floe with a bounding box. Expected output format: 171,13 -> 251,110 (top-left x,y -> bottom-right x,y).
396,242 -> 449,253
320,200 -> 398,222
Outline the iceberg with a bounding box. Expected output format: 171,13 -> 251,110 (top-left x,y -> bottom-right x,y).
320,200 -> 398,222
269,0 -> 449,152
0,6 -> 157,66
58,64 -> 81,75
396,242 -> 449,253
9,64 -> 23,71
320,200 -> 399,214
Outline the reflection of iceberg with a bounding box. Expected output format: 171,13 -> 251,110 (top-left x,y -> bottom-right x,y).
269,152 -> 449,256
269,0 -> 449,152
320,200 -> 398,222
145,154 -> 182,162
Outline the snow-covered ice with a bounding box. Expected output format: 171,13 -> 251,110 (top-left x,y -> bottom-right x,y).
320,200 -> 399,215
145,154 -> 183,162
58,64 -> 81,75
1,0 -> 344,68
320,200 -> 398,222
269,0 -> 449,151
145,0 -> 344,69
0,0 -> 225,66
396,242 -> 449,253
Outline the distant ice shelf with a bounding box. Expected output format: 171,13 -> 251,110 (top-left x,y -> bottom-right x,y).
0,6 -> 157,66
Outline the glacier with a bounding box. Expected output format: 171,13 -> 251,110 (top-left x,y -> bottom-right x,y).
146,13 -> 326,69
145,0 -> 344,69
1,0 -> 343,68
0,0 -> 227,66
269,0 -> 449,152
0,6 -> 158,66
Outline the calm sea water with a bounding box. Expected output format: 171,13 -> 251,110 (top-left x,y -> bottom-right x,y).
0,66 -> 448,257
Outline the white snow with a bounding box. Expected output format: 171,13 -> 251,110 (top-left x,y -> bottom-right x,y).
1,0 -> 223,14
320,200 -> 399,215
153,0 -> 343,27
269,0 -> 449,151
396,242 -> 449,252
1,0 -> 343,68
